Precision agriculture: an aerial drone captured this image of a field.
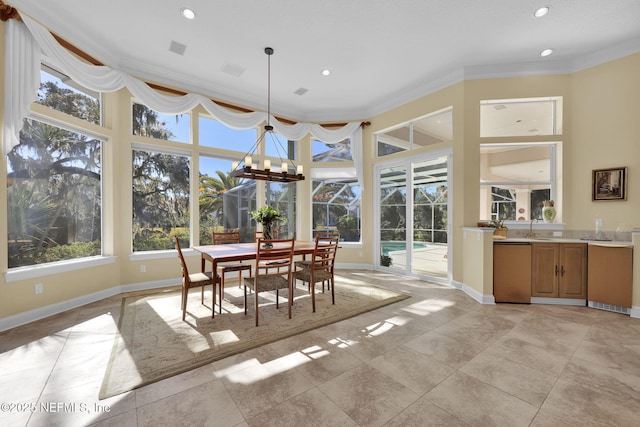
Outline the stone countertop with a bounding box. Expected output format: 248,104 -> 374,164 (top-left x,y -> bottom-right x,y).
495,236 -> 633,247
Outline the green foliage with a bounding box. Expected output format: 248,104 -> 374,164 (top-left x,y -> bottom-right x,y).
42,241 -> 101,263
336,214 -> 358,240
249,205 -> 286,224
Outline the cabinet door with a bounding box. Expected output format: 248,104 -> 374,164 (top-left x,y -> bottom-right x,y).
558,244 -> 587,299
494,244 -> 531,303
531,243 -> 559,297
588,245 -> 633,307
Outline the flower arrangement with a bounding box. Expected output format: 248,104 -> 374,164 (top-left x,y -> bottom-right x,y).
249,205 -> 286,224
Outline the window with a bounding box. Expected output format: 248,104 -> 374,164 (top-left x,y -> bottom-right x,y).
480,144 -> 556,221
132,148 -> 190,251
266,181 -> 297,238
264,132 -> 296,161
7,118 -> 102,268
199,156 -> 257,243
38,64 -> 101,125
312,138 -> 352,162
311,168 -> 361,242
132,102 -> 190,142
377,107 -> 452,157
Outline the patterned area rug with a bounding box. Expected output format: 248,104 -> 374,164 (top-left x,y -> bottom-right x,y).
99,276 -> 409,398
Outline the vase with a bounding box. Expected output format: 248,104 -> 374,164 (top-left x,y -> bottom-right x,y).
262,222 -> 274,247
542,206 -> 556,223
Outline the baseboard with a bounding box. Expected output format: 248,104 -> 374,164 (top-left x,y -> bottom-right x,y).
460,281 -> 495,304
630,306 -> 640,319
0,278 -> 177,332
530,297 -> 586,306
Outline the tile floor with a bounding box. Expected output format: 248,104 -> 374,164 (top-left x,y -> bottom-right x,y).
1,270 -> 640,426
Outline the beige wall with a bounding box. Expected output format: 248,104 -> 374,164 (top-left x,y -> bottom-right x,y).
2,13 -> 640,322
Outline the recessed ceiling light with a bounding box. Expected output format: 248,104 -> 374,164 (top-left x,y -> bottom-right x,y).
321,69 -> 331,76
181,8 -> 196,20
540,48 -> 554,57
533,6 -> 550,18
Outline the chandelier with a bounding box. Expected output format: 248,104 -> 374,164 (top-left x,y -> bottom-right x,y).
230,47 -> 305,183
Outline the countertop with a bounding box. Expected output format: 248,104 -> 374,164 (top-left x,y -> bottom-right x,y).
495,236 -> 633,247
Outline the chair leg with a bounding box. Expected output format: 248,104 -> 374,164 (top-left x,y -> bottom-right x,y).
244,284 -> 248,315
182,286 -> 188,321
311,281 -> 316,313
330,276 -> 335,305
219,274 -> 224,314
254,286 -> 260,326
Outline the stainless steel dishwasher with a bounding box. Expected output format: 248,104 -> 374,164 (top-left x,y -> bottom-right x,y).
587,243 -> 633,314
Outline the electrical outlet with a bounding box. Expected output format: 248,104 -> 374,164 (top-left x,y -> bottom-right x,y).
35,283 -> 43,294
140,264 -> 146,273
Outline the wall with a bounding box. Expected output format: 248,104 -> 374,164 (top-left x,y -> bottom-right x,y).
569,53 -> 640,232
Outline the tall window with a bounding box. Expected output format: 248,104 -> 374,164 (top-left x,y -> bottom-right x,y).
7,119 -> 102,268
311,168 -> 361,242
132,148 -> 190,251
266,182 -> 297,238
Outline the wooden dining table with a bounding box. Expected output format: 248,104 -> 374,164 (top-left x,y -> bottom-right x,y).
193,240 -> 317,279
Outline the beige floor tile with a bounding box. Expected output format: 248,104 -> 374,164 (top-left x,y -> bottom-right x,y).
367,345 -> 454,394
426,372 -> 538,427
541,374 -> 640,426
137,380 -> 243,427
219,353 -> 314,419
460,351 -> 558,406
87,409 -> 138,427
405,331 -> 486,369
318,364 -> 419,427
246,387 -> 357,427
383,397 -> 469,427
481,335 -> 570,376
135,363 -> 219,407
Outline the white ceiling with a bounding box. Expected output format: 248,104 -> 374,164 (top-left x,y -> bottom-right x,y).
9,0 -> 640,122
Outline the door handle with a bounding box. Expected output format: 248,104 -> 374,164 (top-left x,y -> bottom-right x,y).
555,265 -> 558,276
560,266 -> 565,277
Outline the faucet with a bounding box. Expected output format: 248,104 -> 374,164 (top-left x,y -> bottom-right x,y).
524,219 -> 538,238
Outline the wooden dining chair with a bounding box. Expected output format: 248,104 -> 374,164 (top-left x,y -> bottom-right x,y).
292,235 -> 339,313
175,236 -> 216,320
242,238 -> 295,326
295,230 -> 339,290
212,230 -> 253,313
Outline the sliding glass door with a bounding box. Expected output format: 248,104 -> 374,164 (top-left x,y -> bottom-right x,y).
376,152 -> 451,281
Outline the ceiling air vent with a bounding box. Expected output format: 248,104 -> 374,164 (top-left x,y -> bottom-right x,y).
294,87 -> 308,96
221,62 -> 246,77
169,41 -> 187,56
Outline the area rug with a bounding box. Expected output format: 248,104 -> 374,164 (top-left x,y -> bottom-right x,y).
99,276 -> 409,398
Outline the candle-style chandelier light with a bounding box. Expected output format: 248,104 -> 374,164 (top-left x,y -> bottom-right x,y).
230,47 -> 305,183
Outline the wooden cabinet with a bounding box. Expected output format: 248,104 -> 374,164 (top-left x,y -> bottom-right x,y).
587,244 -> 633,308
493,243 -> 531,303
531,243 -> 587,299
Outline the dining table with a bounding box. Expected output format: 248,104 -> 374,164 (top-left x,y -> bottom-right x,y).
192,240 -> 317,296
193,240 -> 316,272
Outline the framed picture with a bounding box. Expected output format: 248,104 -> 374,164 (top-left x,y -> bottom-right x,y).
592,167 -> 627,201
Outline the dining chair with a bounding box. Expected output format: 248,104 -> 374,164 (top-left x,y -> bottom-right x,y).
243,238 -> 295,326
295,230 -> 339,290
292,235 -> 339,313
175,236 -> 216,320
212,230 -> 253,313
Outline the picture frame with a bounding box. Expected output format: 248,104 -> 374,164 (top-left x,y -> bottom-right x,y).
592,167 -> 627,201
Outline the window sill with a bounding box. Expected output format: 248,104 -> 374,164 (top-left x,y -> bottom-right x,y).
5,256 -> 117,283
